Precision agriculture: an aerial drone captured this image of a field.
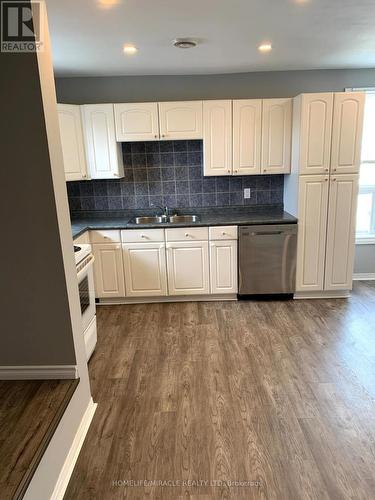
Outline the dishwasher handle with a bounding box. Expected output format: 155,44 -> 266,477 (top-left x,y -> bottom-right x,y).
250,230 -> 284,236
240,224 -> 298,237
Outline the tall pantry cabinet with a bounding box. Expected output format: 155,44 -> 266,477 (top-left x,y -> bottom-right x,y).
284,92 -> 365,297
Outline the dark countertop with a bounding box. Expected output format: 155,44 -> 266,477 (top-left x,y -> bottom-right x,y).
71,206 -> 297,239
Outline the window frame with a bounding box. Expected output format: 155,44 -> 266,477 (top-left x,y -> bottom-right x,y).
346,87 -> 375,244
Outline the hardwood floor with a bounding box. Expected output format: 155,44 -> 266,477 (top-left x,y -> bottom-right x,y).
0,378 -> 78,499
65,281 -> 375,499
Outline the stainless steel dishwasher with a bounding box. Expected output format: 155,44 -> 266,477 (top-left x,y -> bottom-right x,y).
239,224 -> 297,296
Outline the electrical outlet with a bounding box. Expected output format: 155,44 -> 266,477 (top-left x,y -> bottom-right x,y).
244,188 -> 251,199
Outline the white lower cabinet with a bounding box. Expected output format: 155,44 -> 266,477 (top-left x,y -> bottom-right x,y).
93,226 -> 238,300
92,243 -> 125,298
324,174 -> 359,290
296,175 -> 329,292
210,240 -> 238,294
166,241 -> 210,295
122,243 -> 168,296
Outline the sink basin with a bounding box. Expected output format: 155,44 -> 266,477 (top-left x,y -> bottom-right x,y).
131,214 -> 199,225
132,216 -> 166,224
168,215 -> 199,224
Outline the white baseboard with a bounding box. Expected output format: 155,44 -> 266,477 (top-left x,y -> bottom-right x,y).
294,290 -> 350,299
353,273 -> 375,281
51,398 -> 97,500
97,293 -> 237,305
0,365 -> 78,380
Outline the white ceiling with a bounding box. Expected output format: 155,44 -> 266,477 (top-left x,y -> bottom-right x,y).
46,0 -> 375,77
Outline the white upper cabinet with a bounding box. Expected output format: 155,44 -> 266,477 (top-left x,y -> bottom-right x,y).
296,174 -> 330,292
203,100 -> 232,176
261,98 -> 292,174
298,93 -> 334,175
114,102 -> 159,141
232,99 -> 262,175
324,174 -> 359,291
57,104 -> 88,181
158,101 -> 203,140
82,104 -> 124,179
330,93 -> 365,175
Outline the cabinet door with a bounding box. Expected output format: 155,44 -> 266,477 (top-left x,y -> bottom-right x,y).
261,98 -> 292,174
166,241 -> 210,295
159,101 -> 203,140
114,102 -> 159,141
232,99 -> 261,175
210,240 -> 238,294
330,93 -> 365,175
82,104 -> 124,179
299,93 -> 333,175
57,104 -> 88,181
324,174 -> 359,291
203,100 -> 232,176
296,175 -> 330,292
122,243 -> 167,297
92,243 -> 125,298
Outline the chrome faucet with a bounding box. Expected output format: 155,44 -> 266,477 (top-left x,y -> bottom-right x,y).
150,204 -> 170,218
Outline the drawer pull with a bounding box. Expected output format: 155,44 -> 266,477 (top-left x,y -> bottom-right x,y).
222,231 -> 226,235
185,233 -> 189,237
141,234 -> 147,238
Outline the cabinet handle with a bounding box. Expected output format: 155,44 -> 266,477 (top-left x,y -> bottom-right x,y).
227,169 -> 231,174
325,178 -> 328,182
332,178 -> 337,182
222,231 -> 226,235
162,134 -> 166,138
141,234 -> 146,238
82,173 -> 87,178
154,134 -> 158,138
333,168 -> 337,172
185,233 -> 189,237
325,168 -> 329,172
263,169 -> 267,173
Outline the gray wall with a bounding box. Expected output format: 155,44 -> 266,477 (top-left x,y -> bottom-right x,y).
56,68 -> 375,103
0,50 -> 76,365
354,245 -> 375,276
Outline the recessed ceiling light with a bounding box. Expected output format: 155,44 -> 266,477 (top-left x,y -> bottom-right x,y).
173,38 -> 198,49
97,0 -> 120,9
123,44 -> 138,55
258,43 -> 272,52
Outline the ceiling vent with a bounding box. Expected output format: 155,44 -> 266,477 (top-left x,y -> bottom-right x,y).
173,38 -> 198,49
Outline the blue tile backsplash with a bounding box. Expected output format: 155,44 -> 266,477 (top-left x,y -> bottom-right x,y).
67,140 -> 284,212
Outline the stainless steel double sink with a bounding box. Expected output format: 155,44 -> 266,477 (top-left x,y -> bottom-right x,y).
131,214 -> 199,225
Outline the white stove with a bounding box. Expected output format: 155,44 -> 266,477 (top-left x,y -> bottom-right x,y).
74,243 -> 97,360
74,243 -> 92,266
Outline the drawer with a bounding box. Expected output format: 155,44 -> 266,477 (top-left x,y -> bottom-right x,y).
165,227 -> 208,242
74,231 -> 90,244
121,228 -> 165,243
209,226 -> 238,240
90,230 -> 121,243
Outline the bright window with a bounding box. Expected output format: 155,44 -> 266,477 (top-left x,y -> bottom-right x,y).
349,89 -> 375,242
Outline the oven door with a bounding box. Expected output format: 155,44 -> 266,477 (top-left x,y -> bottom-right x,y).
77,255 -> 96,333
